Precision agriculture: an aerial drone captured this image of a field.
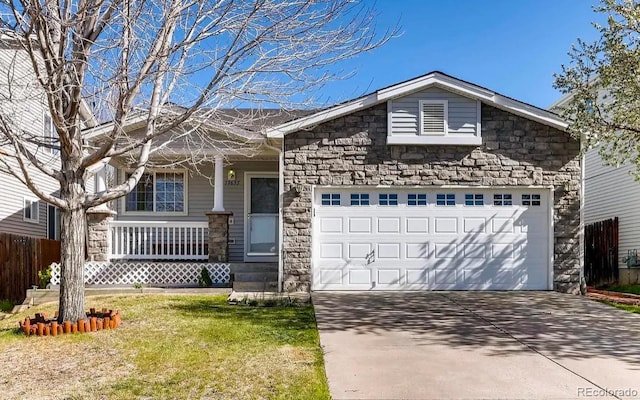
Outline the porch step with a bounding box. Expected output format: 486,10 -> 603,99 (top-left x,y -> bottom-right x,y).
230,263 -> 278,274
233,272 -> 278,282
230,263 -> 278,292
233,281 -> 278,292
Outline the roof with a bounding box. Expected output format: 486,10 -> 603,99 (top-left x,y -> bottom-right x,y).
83,107 -> 312,142
265,71 -> 568,138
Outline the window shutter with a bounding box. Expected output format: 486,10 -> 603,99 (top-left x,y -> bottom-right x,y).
421,102 -> 446,135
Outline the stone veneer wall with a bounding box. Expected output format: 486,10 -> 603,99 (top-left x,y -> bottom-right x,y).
282,103 -> 581,293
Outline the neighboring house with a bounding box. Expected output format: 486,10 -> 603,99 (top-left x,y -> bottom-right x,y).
85,71 -> 582,294
0,33 -> 95,239
552,94 -> 640,285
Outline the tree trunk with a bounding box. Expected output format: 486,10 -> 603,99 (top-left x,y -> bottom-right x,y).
58,194 -> 87,322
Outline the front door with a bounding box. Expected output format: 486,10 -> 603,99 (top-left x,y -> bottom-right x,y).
245,173 -> 279,261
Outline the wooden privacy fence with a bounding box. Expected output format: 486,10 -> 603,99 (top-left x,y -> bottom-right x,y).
584,218 -> 619,287
0,233 -> 61,302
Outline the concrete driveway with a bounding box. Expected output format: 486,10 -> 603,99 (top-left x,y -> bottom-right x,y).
313,292 -> 640,400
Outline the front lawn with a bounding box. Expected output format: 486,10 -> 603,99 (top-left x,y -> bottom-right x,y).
603,300 -> 640,315
0,295 -> 329,399
600,284 -> 640,295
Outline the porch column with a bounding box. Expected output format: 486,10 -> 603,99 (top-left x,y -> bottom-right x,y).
86,208 -> 117,262
206,211 -> 233,262
92,164 -> 111,211
212,156 -> 225,212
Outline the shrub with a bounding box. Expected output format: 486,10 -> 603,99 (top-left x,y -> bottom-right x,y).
198,267 -> 213,287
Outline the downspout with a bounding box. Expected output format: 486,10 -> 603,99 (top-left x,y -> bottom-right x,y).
264,140 -> 284,293
579,133 -> 586,295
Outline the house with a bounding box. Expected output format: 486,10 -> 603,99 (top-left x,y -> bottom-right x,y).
552,93 -> 640,285
80,71 -> 581,293
0,33 -> 96,240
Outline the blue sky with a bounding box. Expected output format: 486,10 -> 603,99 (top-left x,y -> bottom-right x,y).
319,1 -> 605,109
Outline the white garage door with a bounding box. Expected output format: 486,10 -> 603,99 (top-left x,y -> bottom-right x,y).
312,188 -> 551,291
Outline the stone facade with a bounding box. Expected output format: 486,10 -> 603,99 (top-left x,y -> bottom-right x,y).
206,211 -> 233,262
282,103 -> 581,293
86,209 -> 116,262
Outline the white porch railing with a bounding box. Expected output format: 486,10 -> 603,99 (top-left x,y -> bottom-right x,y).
110,221 -> 209,260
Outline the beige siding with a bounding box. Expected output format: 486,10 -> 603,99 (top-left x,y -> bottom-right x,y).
389,87 -> 478,136
114,160 -> 278,262
584,148 -> 640,269
0,42 -> 62,238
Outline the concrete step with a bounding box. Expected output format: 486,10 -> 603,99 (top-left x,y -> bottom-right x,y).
233,272 -> 278,282
233,281 -> 278,292
230,263 -> 278,274
231,263 -> 278,273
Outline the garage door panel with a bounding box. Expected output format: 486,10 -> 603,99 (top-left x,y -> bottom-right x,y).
320,217 -> 343,233
406,217 -> 429,233
492,218 -> 515,233
434,243 -> 458,258
319,243 -> 343,259
406,269 -> 429,284
434,268 -> 457,285
378,218 -> 401,233
313,188 -> 550,291
377,269 -> 401,285
348,243 -> 372,259
406,242 -> 429,259
462,243 -> 487,259
377,243 -> 401,259
435,217 -> 458,233
349,269 -> 371,285
463,217 -> 487,233
320,269 -> 343,285
348,218 -> 372,233
491,243 -> 515,259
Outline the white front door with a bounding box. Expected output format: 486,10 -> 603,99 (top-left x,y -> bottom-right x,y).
312,187 -> 552,291
245,173 -> 279,261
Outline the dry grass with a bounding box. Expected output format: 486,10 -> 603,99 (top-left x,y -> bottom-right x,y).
0,295 -> 329,399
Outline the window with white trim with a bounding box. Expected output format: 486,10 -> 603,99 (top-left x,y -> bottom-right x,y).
408,193 -> 427,206
125,171 -> 186,213
493,194 -> 513,206
522,194 -> 541,206
465,194 -> 484,206
379,193 -> 398,206
419,100 -> 448,136
350,193 -> 369,206
47,205 -> 60,240
436,193 -> 455,206
321,193 -> 340,206
23,198 -> 39,222
44,114 -> 59,155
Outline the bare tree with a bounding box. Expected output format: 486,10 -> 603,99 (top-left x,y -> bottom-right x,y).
0,0 -> 396,322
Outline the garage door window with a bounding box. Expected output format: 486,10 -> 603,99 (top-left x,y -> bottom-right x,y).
379,193 -> 398,206
321,193 -> 341,206
436,193 -> 455,206
350,193 -> 369,206
493,194 -> 513,206
522,194 -> 541,206
408,194 -> 427,206
465,194 -> 484,206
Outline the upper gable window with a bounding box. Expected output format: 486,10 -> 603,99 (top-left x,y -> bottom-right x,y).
420,100 -> 447,136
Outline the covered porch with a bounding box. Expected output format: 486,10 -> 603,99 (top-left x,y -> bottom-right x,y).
85,153 -> 281,289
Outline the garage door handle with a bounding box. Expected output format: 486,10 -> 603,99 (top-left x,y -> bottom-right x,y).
366,250 -> 375,265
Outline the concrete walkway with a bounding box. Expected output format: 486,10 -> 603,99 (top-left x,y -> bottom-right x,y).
313,292 -> 640,400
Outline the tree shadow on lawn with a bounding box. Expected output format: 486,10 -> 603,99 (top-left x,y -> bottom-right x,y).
312,291 -> 640,368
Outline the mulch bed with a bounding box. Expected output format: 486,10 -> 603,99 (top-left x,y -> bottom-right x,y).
586,287 -> 640,306
18,308 -> 122,336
